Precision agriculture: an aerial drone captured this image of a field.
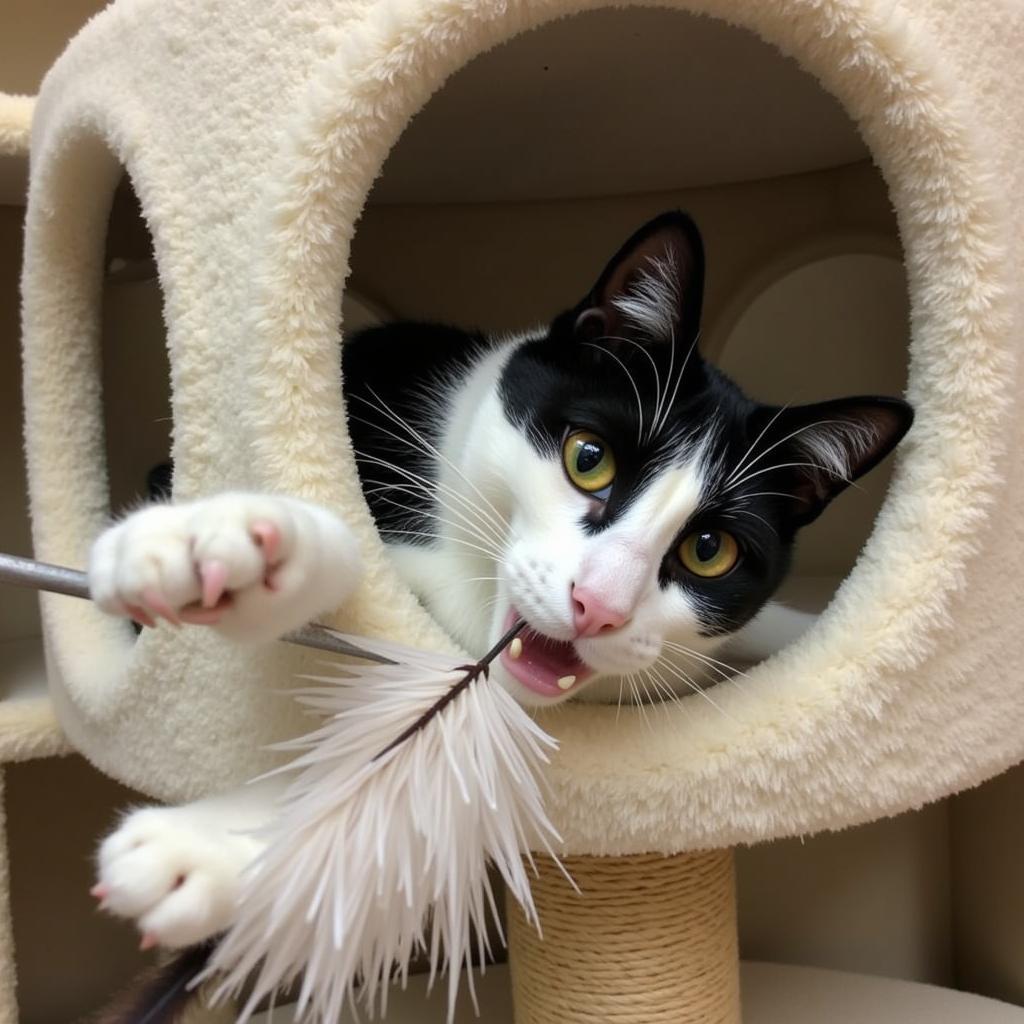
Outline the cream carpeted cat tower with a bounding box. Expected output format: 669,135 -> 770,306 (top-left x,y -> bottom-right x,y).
13,0 -> 1024,1020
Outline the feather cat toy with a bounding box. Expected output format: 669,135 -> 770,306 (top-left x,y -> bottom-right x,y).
0,551 -> 564,1022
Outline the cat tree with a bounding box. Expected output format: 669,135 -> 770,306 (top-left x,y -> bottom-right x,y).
14,0 -> 1024,1019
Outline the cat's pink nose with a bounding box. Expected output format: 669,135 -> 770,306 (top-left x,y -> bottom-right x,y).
571,584 -> 629,637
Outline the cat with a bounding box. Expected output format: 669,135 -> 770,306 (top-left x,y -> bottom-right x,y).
87,211 -> 913,959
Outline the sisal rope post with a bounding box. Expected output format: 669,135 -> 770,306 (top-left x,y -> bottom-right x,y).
508,850 -> 740,1023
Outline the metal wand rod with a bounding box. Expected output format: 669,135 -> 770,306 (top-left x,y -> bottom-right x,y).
0,551 -> 394,664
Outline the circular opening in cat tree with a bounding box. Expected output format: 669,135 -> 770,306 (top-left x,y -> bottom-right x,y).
344,6 -> 911,687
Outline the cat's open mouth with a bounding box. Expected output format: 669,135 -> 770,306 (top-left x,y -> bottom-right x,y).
498,608 -> 593,699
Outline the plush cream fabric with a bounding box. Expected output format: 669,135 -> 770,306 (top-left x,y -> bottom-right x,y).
0,95 -> 68,767
0,701 -> 67,764
19,0 -> 1024,857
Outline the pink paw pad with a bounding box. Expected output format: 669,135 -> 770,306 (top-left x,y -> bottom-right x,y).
199,559 -> 229,609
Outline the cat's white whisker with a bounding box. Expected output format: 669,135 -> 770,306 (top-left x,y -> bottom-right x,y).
432,576 -> 502,590
581,341 -> 646,445
725,506 -> 778,536
402,576 -> 502,606
637,675 -> 661,726
661,640 -> 746,680
357,388 -> 517,539
355,456 -> 509,549
722,460 -> 851,495
629,678 -> 653,730
378,529 -> 504,563
660,648 -> 752,701
353,437 -> 511,554
370,493 -> 506,559
653,332 -> 700,443
724,404 -> 791,487
728,490 -> 799,502
595,334 -> 664,440
353,443 -> 513,547
656,327 -> 675,436
652,658 -> 739,723
643,665 -> 683,713
725,419 -> 864,492
479,594 -> 507,615
616,675 -> 628,721
359,470 -> 506,536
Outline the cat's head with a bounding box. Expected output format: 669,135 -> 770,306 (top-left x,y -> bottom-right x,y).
488,211 -> 913,706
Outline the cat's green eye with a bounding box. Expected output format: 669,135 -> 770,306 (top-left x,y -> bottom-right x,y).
563,431 -> 616,495
679,530 -> 740,578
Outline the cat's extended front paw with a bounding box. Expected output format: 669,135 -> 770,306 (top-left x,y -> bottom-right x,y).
88,492 -> 361,641
93,805 -> 264,949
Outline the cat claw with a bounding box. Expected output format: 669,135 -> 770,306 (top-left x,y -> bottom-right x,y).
199,559 -> 229,608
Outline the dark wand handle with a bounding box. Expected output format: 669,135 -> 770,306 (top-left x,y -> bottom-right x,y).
372,616 -> 527,762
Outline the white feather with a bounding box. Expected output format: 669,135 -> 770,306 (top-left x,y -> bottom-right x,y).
202,630 -> 566,1022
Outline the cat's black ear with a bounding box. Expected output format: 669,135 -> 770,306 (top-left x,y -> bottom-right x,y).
572,211 -> 705,345
750,397 -> 914,527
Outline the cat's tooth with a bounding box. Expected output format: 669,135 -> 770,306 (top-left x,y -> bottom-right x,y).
557,675 -> 576,691
509,638 -> 523,660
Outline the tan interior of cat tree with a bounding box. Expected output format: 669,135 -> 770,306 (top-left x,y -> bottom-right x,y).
3,0 -> 1024,1019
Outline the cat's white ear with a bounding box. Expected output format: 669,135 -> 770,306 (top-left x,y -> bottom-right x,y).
573,211 -> 705,345
753,397 -> 914,526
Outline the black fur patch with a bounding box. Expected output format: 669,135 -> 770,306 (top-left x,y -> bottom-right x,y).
343,321 -> 496,544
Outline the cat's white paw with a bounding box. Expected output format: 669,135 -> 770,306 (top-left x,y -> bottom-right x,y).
93,804 -> 265,949
88,492 -> 361,642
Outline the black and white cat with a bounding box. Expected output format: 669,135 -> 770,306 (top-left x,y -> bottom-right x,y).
88,212 -> 912,949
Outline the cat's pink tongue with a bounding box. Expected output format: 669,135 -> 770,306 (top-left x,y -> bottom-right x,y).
499,609 -> 592,698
